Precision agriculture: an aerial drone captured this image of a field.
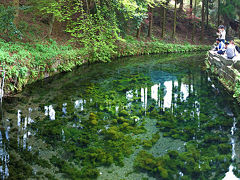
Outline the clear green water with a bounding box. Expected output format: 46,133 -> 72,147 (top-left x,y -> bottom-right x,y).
1,53 -> 240,179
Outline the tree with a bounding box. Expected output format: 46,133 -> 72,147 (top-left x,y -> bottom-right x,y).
206,0 -> 209,28
13,0 -> 19,25
161,0 -> 170,38
27,0 -> 60,38
0,5 -> 21,40
221,0 -> 240,29
190,0 -> 193,17
161,5 -> 166,38
48,14 -> 55,38
217,0 -> 220,27
192,0 -> 197,42
200,0 -> 205,41
147,5 -> 153,38
172,0 -> 177,39
134,0 -> 165,39
136,23 -> 142,39
178,0 -> 183,11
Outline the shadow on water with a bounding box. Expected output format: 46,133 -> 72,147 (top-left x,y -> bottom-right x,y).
0,52 -> 240,179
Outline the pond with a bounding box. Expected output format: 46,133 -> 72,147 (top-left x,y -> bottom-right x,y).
1,53 -> 240,179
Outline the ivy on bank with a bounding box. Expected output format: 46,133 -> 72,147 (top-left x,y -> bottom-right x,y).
0,38 -> 210,94
115,40 -> 210,57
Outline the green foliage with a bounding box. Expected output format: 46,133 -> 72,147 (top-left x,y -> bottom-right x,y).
25,0 -> 170,62
234,39 -> 240,47
234,79 -> 240,98
0,39 -> 83,92
66,8 -> 118,63
220,0 -> 240,22
115,40 -> 210,57
0,5 -> 22,40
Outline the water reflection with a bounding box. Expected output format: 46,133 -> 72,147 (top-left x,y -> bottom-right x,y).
0,107 -> 9,179
17,108 -> 34,150
141,87 -> 148,111
62,103 -> 67,115
74,99 -> 85,111
223,117 -> 238,180
137,80 -> 193,110
0,131 -> 9,179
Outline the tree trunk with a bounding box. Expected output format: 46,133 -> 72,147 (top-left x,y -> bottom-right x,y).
206,0 -> 209,28
179,0 -> 183,11
85,0 -> 90,14
161,6 -> 166,38
218,0 -> 220,27
226,24 -> 229,35
192,0 -> 197,42
239,13 -> 240,38
190,0 -> 193,17
48,14 -> 55,38
13,0 -> 19,25
148,6 -> 153,38
172,0 -> 177,39
200,0 -> 205,42
136,23 -> 142,39
239,15 -> 240,38
189,0 -> 193,39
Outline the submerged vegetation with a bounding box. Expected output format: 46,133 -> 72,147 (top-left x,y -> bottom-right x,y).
2,54 -> 239,179
136,107 -> 232,179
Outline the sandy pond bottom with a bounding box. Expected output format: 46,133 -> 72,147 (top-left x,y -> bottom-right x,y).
1,53 -> 240,179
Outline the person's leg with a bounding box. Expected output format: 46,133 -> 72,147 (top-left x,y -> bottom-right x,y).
220,39 -> 225,43
217,50 -> 224,54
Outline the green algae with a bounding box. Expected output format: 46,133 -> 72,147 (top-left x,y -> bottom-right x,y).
142,132 -> 160,149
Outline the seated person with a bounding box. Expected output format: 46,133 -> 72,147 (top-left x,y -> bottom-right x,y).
225,41 -> 236,59
215,38 -> 225,54
230,39 -> 240,54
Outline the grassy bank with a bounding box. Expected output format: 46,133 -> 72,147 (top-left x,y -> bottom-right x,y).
0,38 -> 210,95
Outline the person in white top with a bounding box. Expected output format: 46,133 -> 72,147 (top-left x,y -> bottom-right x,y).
225,41 -> 236,59
219,25 -> 226,43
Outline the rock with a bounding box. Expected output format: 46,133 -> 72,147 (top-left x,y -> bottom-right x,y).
233,60 -> 240,71
219,55 -> 234,66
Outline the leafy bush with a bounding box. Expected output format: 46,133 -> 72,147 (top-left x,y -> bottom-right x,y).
0,5 -> 22,40
234,39 -> 240,47
0,40 -> 83,92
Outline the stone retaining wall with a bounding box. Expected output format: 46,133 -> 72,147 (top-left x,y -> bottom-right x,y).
207,51 -> 240,94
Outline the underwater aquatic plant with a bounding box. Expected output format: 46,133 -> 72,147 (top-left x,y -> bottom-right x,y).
142,132 -> 160,148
